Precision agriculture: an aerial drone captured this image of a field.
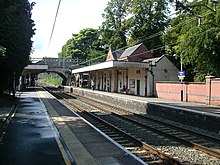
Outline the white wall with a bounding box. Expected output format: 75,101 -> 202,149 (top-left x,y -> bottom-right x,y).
151,56 -> 179,96
128,68 -> 146,96
153,57 -> 178,82
75,56 -> 178,97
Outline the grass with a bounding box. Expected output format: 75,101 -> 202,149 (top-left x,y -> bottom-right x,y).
37,74 -> 62,86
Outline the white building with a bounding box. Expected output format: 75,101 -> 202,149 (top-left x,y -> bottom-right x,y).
71,43 -> 178,96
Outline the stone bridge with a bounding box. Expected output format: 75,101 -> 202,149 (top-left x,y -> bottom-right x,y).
35,58 -> 77,84
21,57 -> 84,89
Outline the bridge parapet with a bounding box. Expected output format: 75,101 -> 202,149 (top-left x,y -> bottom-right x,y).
26,57 -> 86,85
31,57 -> 78,67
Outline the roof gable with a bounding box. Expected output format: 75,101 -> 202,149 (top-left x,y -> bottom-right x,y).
106,43 -> 153,62
106,48 -> 124,61
143,55 -> 178,70
118,43 -> 153,62
120,43 -> 142,59
143,56 -> 162,64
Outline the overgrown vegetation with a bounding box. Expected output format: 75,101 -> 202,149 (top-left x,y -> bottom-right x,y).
0,0 -> 35,94
164,0 -> 220,81
37,73 -> 62,86
59,0 -> 170,62
1,0 -> 219,91
60,0 -> 220,82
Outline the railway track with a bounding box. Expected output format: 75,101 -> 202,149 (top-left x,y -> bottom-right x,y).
45,87 -> 220,164
0,104 -> 17,142
70,92 -> 220,155
46,89 -> 181,164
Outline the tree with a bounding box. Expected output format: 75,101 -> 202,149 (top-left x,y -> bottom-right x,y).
0,0 -> 35,94
59,28 -> 106,64
99,0 -> 171,55
100,0 -> 130,50
164,0 -> 220,81
127,0 -> 170,56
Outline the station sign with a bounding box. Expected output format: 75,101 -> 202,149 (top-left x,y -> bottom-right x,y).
178,71 -> 185,80
178,71 -> 185,77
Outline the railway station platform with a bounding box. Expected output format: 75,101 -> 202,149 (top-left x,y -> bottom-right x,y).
65,86 -> 220,135
0,88 -> 68,165
0,87 -> 145,165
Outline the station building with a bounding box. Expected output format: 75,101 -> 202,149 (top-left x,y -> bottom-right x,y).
71,43 -> 179,97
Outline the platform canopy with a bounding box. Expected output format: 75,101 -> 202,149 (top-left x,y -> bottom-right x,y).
71,60 -> 149,74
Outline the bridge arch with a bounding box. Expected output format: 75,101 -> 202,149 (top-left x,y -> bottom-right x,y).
45,70 -> 69,85
20,58 -> 84,89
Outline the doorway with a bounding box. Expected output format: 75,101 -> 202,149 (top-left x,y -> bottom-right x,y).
137,80 -> 140,96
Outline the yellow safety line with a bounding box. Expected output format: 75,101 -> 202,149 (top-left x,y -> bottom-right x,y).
37,90 -> 98,165
37,91 -> 72,165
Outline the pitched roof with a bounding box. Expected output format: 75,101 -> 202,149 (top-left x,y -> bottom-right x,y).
143,56 -> 162,64
120,43 -> 142,58
106,48 -> 124,61
112,49 -> 124,59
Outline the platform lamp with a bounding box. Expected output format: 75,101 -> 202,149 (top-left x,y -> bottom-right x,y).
180,54 -> 184,102
174,53 -> 184,102
212,0 -> 218,12
197,0 -> 218,26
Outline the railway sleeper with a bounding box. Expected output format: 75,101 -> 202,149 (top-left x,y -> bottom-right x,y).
146,160 -> 167,165
125,146 -> 140,150
111,136 -> 124,140
122,143 -> 136,147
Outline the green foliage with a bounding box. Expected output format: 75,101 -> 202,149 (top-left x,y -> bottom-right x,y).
99,0 -> 170,54
0,0 -> 35,93
87,49 -> 106,64
60,0 -> 171,64
127,0 -> 170,56
59,28 -> 106,64
100,0 -> 130,49
163,0 -> 220,81
37,73 -> 62,86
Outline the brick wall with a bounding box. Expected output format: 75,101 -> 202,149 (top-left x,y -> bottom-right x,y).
208,77 -> 220,105
156,76 -> 220,106
186,82 -> 206,103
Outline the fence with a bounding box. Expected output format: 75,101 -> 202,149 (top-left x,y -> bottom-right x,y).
156,76 -> 220,106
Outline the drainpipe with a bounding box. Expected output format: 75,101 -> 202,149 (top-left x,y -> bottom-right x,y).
147,61 -> 154,96
150,70 -> 155,96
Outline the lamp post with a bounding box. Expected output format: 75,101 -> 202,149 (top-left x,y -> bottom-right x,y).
180,55 -> 184,102
174,0 -> 218,16
177,54 -> 185,102
174,0 -> 218,101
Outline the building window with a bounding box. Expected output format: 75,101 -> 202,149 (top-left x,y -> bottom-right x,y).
129,79 -> 135,88
136,70 -> 141,74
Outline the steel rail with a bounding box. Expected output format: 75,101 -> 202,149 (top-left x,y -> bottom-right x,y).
0,104 -> 17,141
68,92 -> 220,143
50,91 -> 182,165
64,92 -> 220,159
113,113 -> 220,159
62,98 -> 181,165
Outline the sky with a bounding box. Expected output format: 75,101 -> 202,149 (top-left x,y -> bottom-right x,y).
29,0 -> 109,59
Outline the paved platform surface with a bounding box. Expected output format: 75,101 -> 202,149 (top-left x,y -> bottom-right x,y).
0,87 -> 145,165
39,88 -> 145,165
0,88 -> 68,165
1,86 -> 220,164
